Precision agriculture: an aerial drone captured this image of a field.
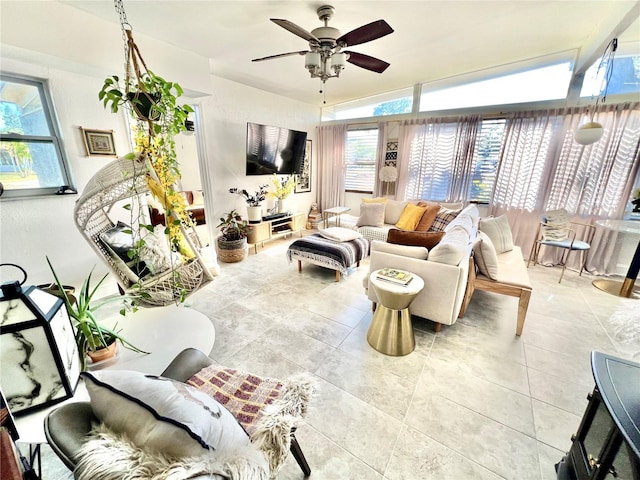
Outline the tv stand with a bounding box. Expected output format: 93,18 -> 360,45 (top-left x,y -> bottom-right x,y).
247,212 -> 305,254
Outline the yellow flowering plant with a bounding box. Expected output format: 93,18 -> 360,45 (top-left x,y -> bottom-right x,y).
268,174 -> 296,200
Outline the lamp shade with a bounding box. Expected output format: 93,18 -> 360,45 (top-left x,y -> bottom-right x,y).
575,121 -> 604,145
305,52 -> 320,69
0,280 -> 80,415
379,165 -> 398,182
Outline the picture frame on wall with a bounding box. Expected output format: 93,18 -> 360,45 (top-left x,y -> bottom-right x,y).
295,139 -> 312,193
81,128 -> 116,156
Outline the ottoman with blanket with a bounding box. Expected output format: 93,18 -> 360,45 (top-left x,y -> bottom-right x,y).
286,228 -> 369,282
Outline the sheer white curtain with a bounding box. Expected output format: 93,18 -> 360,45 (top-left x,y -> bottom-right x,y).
317,124 -> 347,211
373,121 -> 389,197
398,116 -> 481,202
490,103 -> 640,274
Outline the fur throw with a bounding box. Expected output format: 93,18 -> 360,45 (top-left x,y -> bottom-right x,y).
74,424 -> 269,480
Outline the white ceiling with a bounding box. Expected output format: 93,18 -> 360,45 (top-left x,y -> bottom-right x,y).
62,0 -> 640,107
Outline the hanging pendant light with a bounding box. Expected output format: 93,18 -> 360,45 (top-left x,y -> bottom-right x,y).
575,38 -> 617,145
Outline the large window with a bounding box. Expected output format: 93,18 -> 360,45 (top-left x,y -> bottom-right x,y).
0,74 -> 72,197
322,87 -> 413,121
344,129 -> 378,192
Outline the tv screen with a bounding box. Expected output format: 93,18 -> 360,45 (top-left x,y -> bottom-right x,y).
246,122 -> 307,175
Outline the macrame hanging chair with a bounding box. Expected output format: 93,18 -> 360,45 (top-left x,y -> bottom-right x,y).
74,153 -> 213,306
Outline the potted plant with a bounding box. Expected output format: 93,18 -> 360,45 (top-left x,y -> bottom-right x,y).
229,185 -> 268,223
216,210 -> 252,263
47,258 -> 147,370
267,174 -> 296,213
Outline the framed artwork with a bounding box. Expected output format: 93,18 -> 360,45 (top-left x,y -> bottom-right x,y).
81,128 -> 116,156
295,139 -> 312,193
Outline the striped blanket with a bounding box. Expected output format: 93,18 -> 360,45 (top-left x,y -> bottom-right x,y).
287,234 -> 369,274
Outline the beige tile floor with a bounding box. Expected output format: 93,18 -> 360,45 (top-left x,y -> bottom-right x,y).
38,235 -> 639,479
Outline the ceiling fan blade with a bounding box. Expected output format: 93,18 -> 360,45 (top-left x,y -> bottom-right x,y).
271,19 -> 319,44
337,20 -> 394,47
252,51 -> 309,62
344,51 -> 390,73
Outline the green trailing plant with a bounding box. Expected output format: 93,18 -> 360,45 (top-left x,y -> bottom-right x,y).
46,257 -> 148,370
217,210 -> 252,241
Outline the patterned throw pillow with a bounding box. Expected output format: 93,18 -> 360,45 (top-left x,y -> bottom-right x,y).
479,215 -> 514,253
541,209 -> 569,241
428,207 -> 461,232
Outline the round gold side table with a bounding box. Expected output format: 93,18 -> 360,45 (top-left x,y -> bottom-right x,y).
367,270 -> 425,356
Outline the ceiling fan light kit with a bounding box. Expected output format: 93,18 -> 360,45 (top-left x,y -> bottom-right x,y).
253,5 -> 393,100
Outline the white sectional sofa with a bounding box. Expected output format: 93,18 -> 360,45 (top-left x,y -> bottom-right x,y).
364,204 -> 479,331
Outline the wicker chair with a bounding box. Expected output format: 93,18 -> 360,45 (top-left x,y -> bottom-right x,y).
73,154 -> 213,306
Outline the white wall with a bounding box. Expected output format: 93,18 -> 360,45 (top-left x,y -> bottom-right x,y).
0,2 -> 319,290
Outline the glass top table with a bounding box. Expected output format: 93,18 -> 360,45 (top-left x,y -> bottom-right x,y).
592,219 -> 640,298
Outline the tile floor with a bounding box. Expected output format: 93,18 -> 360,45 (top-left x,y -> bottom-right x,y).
36,235 -> 639,479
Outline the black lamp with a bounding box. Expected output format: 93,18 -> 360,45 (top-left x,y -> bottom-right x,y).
0,264 -> 80,416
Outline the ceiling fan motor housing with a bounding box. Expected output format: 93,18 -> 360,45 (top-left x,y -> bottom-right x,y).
310,26 -> 341,45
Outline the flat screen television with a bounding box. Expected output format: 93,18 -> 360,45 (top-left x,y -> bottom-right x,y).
246,122 -> 307,175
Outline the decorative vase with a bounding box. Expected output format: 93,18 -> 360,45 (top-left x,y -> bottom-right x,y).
87,340 -> 117,364
277,197 -> 289,214
217,237 -> 248,263
247,205 -> 262,223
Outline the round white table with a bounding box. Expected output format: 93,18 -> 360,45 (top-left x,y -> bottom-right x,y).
592,219 -> 640,298
14,304 -> 215,446
367,269 -> 425,356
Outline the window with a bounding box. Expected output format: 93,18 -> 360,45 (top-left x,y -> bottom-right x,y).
344,129 -> 378,192
580,53 -> 640,98
0,74 -> 72,197
404,118 -> 505,203
322,87 -> 413,121
419,62 -> 573,112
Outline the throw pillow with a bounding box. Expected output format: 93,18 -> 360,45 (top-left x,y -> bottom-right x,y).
428,207 -> 462,233
541,209 -> 569,241
99,222 -> 135,262
138,225 -> 180,275
356,203 -> 385,227
473,231 -> 499,280
414,204 -> 441,232
479,215 -> 514,253
191,190 -> 205,205
395,203 -> 428,230
387,229 -> 445,249
361,197 -> 387,204
82,370 -> 251,458
319,227 -> 362,242
384,200 -> 408,225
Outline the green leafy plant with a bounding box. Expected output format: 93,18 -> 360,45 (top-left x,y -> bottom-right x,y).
46,257 -> 148,370
217,210 -> 252,241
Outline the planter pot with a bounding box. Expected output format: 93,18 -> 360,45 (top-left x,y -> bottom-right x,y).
87,340 -> 117,364
37,283 -> 76,305
247,206 -> 262,223
127,92 -> 161,121
217,237 -> 248,263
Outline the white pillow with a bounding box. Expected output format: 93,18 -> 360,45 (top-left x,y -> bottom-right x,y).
473,231 -> 499,280
356,203 -> 385,227
82,370 -> 251,458
319,227 -> 362,242
139,225 -> 180,275
384,200 -> 408,225
479,215 -> 514,254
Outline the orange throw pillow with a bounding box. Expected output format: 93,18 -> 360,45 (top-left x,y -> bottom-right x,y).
414,204 -> 441,232
387,229 -> 445,249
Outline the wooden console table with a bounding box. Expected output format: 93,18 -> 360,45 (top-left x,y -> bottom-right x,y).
247,212 -> 305,253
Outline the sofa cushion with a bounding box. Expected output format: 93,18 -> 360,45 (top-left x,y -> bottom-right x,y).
473,231 -> 499,280
356,203 -> 385,227
361,197 -> 387,204
414,204 -> 441,232
82,370 -> 250,458
479,215 -> 514,253
319,227 -> 362,242
428,225 -> 470,265
428,207 -> 462,233
384,200 -> 408,225
387,229 -> 444,249
395,203 -> 427,230
371,239 -> 429,260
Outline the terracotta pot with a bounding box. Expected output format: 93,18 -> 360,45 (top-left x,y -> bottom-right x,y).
87,340 -> 117,363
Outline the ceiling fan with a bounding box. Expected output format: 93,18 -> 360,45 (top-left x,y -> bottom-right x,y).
252,5 -> 393,88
